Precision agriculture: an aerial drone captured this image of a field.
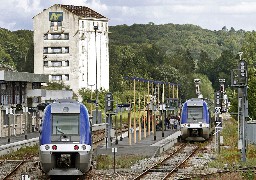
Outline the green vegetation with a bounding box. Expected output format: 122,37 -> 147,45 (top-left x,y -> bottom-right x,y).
95,154 -> 147,169
209,117 -> 256,174
0,144 -> 39,160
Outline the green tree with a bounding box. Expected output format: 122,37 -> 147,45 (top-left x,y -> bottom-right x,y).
43,81 -> 70,90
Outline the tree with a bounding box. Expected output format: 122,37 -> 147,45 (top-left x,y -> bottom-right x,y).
42,81 -> 70,90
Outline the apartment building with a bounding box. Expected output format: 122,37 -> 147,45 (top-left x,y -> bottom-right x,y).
33,4 -> 109,94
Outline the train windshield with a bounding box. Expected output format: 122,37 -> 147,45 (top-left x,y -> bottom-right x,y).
187,106 -> 203,122
52,114 -> 79,135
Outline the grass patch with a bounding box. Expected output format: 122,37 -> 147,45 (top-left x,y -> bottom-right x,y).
209,117 -> 256,171
0,144 -> 39,160
95,154 -> 147,169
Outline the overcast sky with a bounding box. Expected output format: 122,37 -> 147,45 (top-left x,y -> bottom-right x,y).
1,0 -> 256,31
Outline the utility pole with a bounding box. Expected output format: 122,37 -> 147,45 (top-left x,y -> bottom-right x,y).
94,23 -> 99,124
88,84 -> 95,116
214,90 -> 221,154
231,52 -> 248,162
23,106 -> 28,140
105,92 -> 114,148
162,83 -> 165,137
6,106 -> 12,143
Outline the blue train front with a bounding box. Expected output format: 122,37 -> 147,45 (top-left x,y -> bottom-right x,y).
39,99 -> 92,176
180,98 -> 212,141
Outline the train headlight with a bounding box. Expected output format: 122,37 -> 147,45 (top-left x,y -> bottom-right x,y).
52,145 -> 57,150
45,145 -> 50,150
82,145 -> 86,150
74,145 -> 79,150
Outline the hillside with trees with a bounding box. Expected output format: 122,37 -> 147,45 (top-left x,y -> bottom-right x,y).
3,23 -> 256,118
0,28 -> 33,72
108,23 -> 245,100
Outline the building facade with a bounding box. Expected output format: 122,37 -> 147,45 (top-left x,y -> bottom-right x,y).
33,4 -> 109,94
0,68 -> 48,138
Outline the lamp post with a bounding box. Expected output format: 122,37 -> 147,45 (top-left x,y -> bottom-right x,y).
94,23 -> 99,124
88,84 -> 95,116
23,106 -> 28,139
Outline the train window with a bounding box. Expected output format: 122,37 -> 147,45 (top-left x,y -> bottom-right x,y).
187,107 -> 203,122
52,114 -> 79,135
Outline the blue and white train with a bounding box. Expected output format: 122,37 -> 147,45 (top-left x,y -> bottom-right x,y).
180,98 -> 214,141
39,99 -> 92,176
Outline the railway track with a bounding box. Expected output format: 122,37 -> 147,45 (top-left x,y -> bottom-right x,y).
0,160 -> 26,179
133,144 -> 199,180
0,128 -> 128,179
179,166 -> 256,180
0,129 -> 108,180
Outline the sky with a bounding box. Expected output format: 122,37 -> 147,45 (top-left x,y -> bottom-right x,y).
1,0 -> 256,31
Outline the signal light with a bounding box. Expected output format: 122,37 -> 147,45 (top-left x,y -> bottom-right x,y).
16,104 -> 22,111
82,145 -> 86,150
220,84 -> 224,92
52,145 -> 57,150
45,145 -> 50,150
74,145 -> 79,150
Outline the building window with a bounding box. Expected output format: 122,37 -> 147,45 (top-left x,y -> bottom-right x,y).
50,21 -> 62,31
52,47 -> 62,54
82,21 -> 84,28
52,34 -> 62,39
44,60 -> 69,67
52,75 -> 62,81
63,74 -> 69,81
43,47 -> 48,54
63,60 -> 69,67
43,61 -> 48,66
64,47 -> 69,53
3,114 -> 8,125
64,33 -> 69,40
43,47 -> 69,54
44,34 -> 48,40
44,33 -> 69,40
81,33 -> 85,40
52,61 -> 62,67
82,46 -> 85,54
32,82 -> 41,89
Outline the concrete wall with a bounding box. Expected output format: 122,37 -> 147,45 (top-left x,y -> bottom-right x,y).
41,90 -> 73,102
0,110 -> 35,138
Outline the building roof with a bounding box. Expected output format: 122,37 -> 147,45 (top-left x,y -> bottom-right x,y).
58,4 -> 106,19
0,71 -> 49,83
33,4 -> 107,20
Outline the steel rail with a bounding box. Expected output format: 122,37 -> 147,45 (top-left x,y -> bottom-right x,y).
133,144 -> 186,180
162,145 -> 199,180
3,160 -> 25,180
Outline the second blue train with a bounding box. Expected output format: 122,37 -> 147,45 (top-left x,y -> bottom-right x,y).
180,98 -> 214,141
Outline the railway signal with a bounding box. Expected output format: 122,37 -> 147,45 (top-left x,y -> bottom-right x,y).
214,91 -> 221,107
105,92 -> 114,112
238,60 -> 247,85
231,52 -> 248,162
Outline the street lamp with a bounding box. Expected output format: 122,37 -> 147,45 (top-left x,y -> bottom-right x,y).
88,84 -> 95,116
94,23 -> 99,124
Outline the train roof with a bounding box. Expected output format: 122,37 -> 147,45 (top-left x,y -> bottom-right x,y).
50,99 -> 81,113
185,98 -> 206,106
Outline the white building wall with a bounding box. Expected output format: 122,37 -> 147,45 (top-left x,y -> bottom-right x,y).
33,5 -> 109,95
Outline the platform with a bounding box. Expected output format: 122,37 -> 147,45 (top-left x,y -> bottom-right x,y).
94,129 -> 181,157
